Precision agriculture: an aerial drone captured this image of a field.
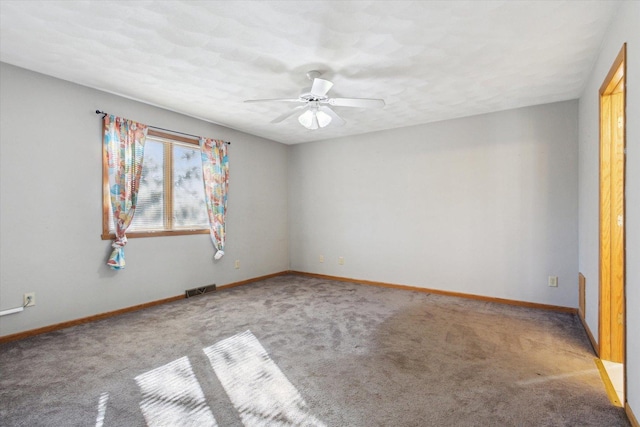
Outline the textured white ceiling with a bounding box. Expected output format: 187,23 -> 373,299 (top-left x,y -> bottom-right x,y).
0,1 -> 620,144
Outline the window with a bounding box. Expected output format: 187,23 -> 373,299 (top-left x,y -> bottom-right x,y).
102,130 -> 210,239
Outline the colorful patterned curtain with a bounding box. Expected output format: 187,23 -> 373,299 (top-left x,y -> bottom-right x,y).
104,115 -> 148,270
200,138 -> 229,260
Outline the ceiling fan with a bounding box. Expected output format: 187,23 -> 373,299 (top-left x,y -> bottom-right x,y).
244,71 -> 385,130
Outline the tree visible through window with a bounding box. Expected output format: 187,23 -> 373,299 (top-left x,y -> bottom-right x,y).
102,130 -> 210,239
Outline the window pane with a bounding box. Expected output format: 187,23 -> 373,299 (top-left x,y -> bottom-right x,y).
129,140 -> 165,231
105,135 -> 210,236
173,145 -> 209,229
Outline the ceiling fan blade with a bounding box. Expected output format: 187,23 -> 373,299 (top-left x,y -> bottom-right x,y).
270,105 -> 306,124
310,78 -> 333,97
328,98 -> 385,108
318,106 -> 345,127
244,98 -> 302,103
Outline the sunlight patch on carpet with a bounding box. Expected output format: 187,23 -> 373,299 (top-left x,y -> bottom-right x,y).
95,392 -> 109,427
135,356 -> 217,427
204,330 -> 325,427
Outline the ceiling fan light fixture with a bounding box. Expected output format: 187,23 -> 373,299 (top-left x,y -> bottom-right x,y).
316,110 -> 332,128
298,110 -> 314,128
298,109 -> 332,130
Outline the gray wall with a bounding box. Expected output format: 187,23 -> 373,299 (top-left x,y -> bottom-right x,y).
289,101 -> 579,308
0,63 -> 290,336
578,0 -> 639,415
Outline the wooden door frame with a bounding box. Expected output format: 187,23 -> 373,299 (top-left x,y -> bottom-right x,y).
598,42 -> 626,369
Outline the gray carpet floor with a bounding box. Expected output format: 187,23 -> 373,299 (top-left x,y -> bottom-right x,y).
0,274 -> 629,426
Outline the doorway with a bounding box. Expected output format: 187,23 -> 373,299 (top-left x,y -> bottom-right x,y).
599,43 -> 626,404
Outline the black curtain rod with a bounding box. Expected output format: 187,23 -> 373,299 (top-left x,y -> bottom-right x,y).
95,110 -> 231,145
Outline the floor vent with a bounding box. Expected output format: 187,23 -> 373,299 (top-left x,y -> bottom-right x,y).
185,284 -> 217,298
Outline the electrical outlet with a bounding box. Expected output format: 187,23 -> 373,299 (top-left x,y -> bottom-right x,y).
548,276 -> 558,287
338,257 -> 345,265
319,255 -> 324,263
24,292 -> 35,307
234,260 -> 240,269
